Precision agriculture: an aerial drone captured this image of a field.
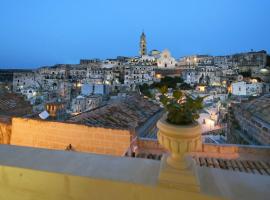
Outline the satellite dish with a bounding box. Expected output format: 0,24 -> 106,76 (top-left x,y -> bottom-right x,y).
39,111 -> 49,120
237,75 -> 243,81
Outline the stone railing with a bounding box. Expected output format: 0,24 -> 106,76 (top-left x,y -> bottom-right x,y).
0,145 -> 219,200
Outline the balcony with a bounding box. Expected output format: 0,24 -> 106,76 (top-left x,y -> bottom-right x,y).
0,144 -> 269,200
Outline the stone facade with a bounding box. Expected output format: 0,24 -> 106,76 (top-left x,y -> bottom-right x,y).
71,95 -> 102,114
13,71 -> 37,93
124,65 -> 155,86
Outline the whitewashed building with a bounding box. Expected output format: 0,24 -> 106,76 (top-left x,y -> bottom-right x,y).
231,81 -> 263,96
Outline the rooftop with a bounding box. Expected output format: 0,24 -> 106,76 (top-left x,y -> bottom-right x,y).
0,92 -> 32,122
68,95 -> 161,129
194,156 -> 270,176
241,94 -> 270,124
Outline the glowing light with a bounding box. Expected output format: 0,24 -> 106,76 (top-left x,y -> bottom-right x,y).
156,74 -> 162,79
197,85 -> 206,92
250,79 -> 257,83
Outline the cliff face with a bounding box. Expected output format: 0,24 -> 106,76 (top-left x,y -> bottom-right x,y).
0,122 -> 11,144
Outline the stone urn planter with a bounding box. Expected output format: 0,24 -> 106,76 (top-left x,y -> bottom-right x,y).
157,115 -> 202,170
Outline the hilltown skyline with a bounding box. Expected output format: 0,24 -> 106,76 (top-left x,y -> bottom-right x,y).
1,0 -> 270,68
0,34 -> 268,69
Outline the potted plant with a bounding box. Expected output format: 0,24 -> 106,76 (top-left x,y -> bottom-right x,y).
157,86 -> 203,169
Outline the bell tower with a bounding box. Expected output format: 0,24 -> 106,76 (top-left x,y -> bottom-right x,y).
139,32 -> 147,56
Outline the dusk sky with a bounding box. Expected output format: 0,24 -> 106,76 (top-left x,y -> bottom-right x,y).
0,0 -> 270,68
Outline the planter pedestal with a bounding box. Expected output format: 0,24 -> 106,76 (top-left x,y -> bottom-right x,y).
157,115 -> 202,192
157,115 -> 202,170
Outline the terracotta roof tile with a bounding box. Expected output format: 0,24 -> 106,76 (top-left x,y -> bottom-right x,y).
193,156 -> 270,176
68,95 -> 161,129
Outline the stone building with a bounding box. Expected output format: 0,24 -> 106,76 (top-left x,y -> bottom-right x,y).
68,65 -> 87,80
124,65 -> 155,86
86,66 -> 106,84
227,95 -> 270,145
80,59 -> 101,65
232,50 -> 267,73
197,65 -> 219,85
71,95 -> 102,114
178,55 -> 213,69
0,69 -> 26,91
38,65 -> 68,80
181,69 -> 199,85
13,71 -> 37,93
231,80 -> 263,96
46,102 -> 66,120
81,83 -> 110,96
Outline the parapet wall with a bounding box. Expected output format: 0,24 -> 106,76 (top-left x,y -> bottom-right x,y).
136,138 -> 166,154
10,118 -> 131,156
0,122 -> 11,144
202,143 -> 270,156
135,138 -> 270,158
199,143 -> 270,161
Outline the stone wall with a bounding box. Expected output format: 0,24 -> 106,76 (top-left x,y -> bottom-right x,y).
10,118 -> 132,156
136,138 -> 166,154
0,122 -> 11,144
202,143 -> 270,156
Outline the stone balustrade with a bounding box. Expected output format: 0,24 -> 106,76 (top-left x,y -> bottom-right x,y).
0,145 -> 219,200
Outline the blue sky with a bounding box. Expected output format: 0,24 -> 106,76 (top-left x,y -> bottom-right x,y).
0,0 -> 270,68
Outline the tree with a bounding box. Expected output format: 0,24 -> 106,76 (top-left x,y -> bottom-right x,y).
159,85 -> 168,94
179,82 -> 193,90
